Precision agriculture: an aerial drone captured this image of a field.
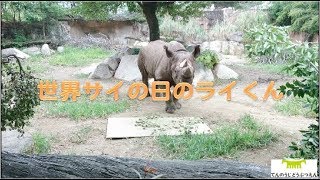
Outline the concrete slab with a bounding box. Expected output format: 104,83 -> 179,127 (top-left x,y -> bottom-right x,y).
106,116 -> 212,139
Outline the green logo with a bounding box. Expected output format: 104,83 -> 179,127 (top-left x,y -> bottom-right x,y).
282,159 -> 306,169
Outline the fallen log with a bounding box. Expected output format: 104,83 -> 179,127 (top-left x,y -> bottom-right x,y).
1,151 -> 271,178
1,40 -> 51,49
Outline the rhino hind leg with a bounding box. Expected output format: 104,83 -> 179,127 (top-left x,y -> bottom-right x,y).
137,55 -> 151,97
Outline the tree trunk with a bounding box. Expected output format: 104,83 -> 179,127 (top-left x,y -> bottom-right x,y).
1,151 -> 271,178
139,2 -> 160,41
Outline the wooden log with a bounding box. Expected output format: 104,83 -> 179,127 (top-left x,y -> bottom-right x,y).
1,40 -> 51,49
1,151 -> 271,178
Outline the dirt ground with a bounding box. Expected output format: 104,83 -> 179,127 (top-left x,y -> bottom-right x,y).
24,56 -> 315,167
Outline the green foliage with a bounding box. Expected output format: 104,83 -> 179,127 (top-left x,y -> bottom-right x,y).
72,2 -> 209,21
208,10 -> 269,40
1,58 -> 40,133
159,15 -> 208,42
196,50 -> 219,69
268,1 -> 319,39
157,114 -> 277,160
278,42 -> 319,160
24,132 -> 52,154
1,2 -> 66,23
244,24 -> 295,64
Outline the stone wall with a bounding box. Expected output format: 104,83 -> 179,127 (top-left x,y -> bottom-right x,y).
65,19 -> 148,46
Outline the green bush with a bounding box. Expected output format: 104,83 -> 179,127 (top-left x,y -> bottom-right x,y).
268,1 -> 319,40
1,57 -> 40,133
196,50 -> 219,69
244,23 -> 295,64
279,42 -> 319,160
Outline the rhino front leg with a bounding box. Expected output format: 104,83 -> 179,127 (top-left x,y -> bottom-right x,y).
165,91 -> 176,114
156,84 -> 176,113
173,87 -> 182,109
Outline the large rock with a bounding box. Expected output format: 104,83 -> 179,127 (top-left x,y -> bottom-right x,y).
221,41 -> 230,55
1,130 -> 32,153
133,41 -> 148,48
226,32 -> 243,43
89,57 -> 120,79
192,62 -> 215,86
1,48 -> 30,59
229,41 -> 244,56
41,44 -> 52,56
213,64 -> 239,80
74,63 -> 99,77
21,46 -> 41,56
114,55 -> 142,81
57,46 -> 64,53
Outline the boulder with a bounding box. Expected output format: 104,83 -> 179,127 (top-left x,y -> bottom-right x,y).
1,130 -> 32,153
192,62 -> 215,86
89,57 -> 120,79
209,41 -> 222,53
21,46 -> 41,56
57,46 -> 64,53
200,41 -> 222,53
221,41 -> 230,55
133,41 -> 148,48
229,41 -> 244,56
1,48 -> 30,59
114,55 -> 142,81
212,64 -> 239,80
226,32 -> 243,43
74,63 -> 99,76
41,44 -> 52,56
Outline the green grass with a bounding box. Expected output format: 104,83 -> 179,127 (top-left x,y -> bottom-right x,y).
42,95 -> 130,121
248,63 -> 291,75
48,46 -> 114,67
24,46 -> 114,68
70,126 -> 93,144
274,96 -> 317,118
24,132 -> 52,154
157,114 -> 277,160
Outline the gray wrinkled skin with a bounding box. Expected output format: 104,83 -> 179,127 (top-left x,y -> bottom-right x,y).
138,40 -> 200,113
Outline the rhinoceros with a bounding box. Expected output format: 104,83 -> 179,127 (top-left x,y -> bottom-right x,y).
137,40 -> 200,113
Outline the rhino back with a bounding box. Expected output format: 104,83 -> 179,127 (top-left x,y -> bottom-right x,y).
139,40 -> 172,81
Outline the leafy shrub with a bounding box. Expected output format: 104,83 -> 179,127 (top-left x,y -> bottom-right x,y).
244,23 -> 295,64
1,56 -> 40,132
279,42 -> 319,160
196,50 -> 219,69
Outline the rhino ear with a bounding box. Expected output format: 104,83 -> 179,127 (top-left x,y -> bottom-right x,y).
192,45 -> 200,58
164,45 -> 173,58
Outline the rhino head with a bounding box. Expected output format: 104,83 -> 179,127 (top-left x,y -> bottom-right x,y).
164,45 -> 200,87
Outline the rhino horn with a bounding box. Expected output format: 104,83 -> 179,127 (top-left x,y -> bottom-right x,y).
180,59 -> 188,68
184,67 -> 192,76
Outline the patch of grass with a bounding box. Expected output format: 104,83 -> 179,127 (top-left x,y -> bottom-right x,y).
24,132 -> 52,154
248,63 -> 291,75
48,46 -> 114,67
42,95 -> 130,121
22,46 -> 113,68
70,126 -> 93,144
157,114 -> 277,160
274,96 -> 317,118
